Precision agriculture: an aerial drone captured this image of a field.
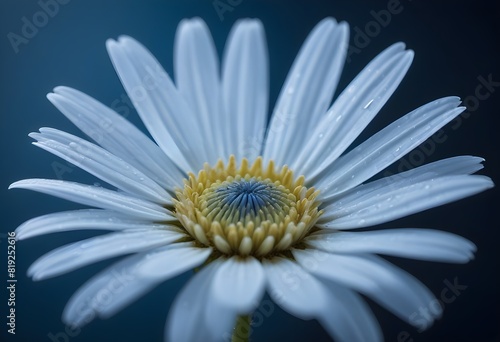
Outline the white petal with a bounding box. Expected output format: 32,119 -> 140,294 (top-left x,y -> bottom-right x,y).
321,155 -> 486,207
106,36 -> 206,171
174,18 -> 224,165
9,179 -> 174,222
337,155 -> 485,199
263,257 -> 380,342
222,19 -> 269,161
167,261 -> 237,342
211,256 -> 265,313
262,257 -> 328,319
319,280 -> 382,342
48,87 -> 185,188
31,128 -> 172,205
306,228 -> 476,263
264,18 -> 349,167
293,43 -> 413,177
319,175 -> 493,229
316,97 -> 464,199
27,229 -> 184,280
63,243 -> 210,327
15,209 -> 181,240
293,249 -> 441,327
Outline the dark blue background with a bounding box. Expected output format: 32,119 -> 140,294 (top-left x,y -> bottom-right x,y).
1,0 -> 499,341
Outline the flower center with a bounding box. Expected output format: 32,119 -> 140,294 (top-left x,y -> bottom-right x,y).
174,156 -> 322,257
204,178 -> 293,225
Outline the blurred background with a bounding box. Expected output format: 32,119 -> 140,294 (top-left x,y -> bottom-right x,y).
1,0 -> 499,341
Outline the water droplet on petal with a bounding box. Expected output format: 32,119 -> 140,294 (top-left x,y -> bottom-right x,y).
363,99 -> 374,109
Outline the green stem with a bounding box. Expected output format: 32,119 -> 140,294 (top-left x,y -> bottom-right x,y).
232,315 -> 251,342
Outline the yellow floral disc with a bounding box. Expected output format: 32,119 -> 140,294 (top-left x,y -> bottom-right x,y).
174,155 -> 322,257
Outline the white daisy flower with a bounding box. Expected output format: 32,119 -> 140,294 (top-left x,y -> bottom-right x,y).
11,17 -> 493,342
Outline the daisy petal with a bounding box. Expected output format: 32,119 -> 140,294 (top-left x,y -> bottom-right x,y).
15,209 -> 180,240
319,175 -> 493,229
48,87 -> 185,188
175,18 -> 224,165
337,155 -> 485,199
31,128 -> 172,204
319,280 -> 382,342
222,19 -> 269,161
107,36 -> 207,171
316,97 -> 464,198
167,261 -> 237,342
262,257 -> 328,319
28,229 -> 184,281
263,257 -> 381,341
211,256 -> 265,313
9,179 -> 174,221
293,250 -> 441,328
307,228 -> 476,263
63,243 -> 210,327
293,43 -> 413,177
264,18 -> 349,166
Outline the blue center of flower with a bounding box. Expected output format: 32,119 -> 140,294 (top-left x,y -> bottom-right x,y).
203,178 -> 292,223
175,156 -> 323,256
219,180 -> 275,216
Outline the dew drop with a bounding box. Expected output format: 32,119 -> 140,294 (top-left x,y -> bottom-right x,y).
363,99 -> 374,109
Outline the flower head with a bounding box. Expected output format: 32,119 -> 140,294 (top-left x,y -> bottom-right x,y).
11,17 -> 493,341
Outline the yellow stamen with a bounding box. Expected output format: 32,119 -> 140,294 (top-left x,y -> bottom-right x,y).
174,155 -> 322,257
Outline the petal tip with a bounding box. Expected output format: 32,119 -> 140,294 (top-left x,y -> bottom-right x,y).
105,38 -> 119,51
8,181 -> 21,190
52,85 -> 71,94
46,92 -> 57,101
